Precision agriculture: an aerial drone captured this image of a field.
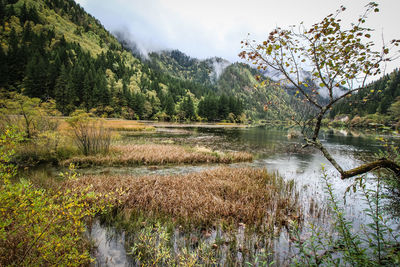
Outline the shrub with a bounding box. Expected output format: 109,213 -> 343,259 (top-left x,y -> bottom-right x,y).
66,110 -> 111,156
0,128 -> 114,266
0,92 -> 60,139
350,115 -> 362,127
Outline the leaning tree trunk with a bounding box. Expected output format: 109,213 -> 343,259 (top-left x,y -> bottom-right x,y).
305,137 -> 400,179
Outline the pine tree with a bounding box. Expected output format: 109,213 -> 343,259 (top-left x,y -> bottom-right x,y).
19,2 -> 28,24
82,70 -> 94,111
0,46 -> 9,87
27,6 -> 40,23
182,95 -> 195,120
132,93 -> 146,119
165,94 -> 175,117
54,65 -> 73,115
0,1 -> 5,24
218,94 -> 229,120
23,53 -> 49,99
198,93 -> 218,121
7,28 -> 25,89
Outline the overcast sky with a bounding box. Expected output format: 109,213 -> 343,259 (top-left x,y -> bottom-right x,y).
76,0 -> 399,71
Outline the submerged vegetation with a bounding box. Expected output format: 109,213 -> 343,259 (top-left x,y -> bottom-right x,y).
129,222 -> 218,266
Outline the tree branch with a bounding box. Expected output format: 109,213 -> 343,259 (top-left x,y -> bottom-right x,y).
306,137 -> 400,179
341,159 -> 400,179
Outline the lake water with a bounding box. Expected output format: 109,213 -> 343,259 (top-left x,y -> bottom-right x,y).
89,125 -> 400,266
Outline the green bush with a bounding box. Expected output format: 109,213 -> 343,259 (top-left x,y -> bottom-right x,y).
0,128 -> 113,266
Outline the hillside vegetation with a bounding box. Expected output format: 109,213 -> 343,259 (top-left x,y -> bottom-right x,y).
329,69 -> 400,127
0,0 -> 297,122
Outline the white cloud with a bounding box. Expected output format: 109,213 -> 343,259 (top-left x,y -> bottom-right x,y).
76,0 -> 399,72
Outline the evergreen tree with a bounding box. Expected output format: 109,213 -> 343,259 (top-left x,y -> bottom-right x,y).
0,1 -> 5,24
165,94 -> 175,117
0,47 -> 9,88
82,70 -> 94,111
98,74 -> 110,107
27,6 -> 40,23
132,93 -> 146,119
19,2 -> 28,23
218,94 -> 229,120
23,53 -> 50,99
7,28 -> 25,89
198,93 -> 218,121
182,95 -> 195,120
54,65 -> 72,115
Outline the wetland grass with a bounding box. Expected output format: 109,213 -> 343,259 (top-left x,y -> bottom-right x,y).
59,119 -> 155,132
62,144 -> 253,167
64,167 -> 300,228
101,120 -> 156,132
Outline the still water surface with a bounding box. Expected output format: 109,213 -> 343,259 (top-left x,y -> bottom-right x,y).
91,126 -> 399,266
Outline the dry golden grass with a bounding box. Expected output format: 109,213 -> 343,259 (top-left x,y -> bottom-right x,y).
55,119 -> 71,134
216,122 -> 235,126
101,120 -> 155,132
58,119 -> 154,133
62,144 -> 253,167
64,167 -> 300,226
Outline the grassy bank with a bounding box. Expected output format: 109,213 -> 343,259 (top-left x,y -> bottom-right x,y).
62,144 -> 253,167
8,111 -> 254,167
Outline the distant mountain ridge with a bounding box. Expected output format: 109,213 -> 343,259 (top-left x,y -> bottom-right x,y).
0,0 -> 297,121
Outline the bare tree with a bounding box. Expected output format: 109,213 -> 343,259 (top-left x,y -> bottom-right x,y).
240,2 -> 400,179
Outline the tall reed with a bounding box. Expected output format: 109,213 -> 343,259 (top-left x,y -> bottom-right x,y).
64,167 -> 300,227
66,111 -> 111,156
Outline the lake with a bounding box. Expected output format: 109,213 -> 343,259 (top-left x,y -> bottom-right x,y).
88,125 -> 400,266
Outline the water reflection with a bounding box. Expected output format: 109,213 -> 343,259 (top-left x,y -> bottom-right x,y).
90,126 -> 399,265
90,220 -> 132,267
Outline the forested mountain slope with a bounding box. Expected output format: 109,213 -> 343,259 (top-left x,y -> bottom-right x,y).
0,0 -> 296,121
330,69 -> 400,119
143,49 -> 298,121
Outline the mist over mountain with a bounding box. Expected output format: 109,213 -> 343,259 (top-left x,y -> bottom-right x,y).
0,0 -> 299,121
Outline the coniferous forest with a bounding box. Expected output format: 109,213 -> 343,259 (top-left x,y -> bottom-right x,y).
0,0 -> 255,122
1,0 -> 400,123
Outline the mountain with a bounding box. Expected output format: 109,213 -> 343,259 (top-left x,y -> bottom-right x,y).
0,0 -> 296,122
0,0 -> 147,117
148,50 -> 231,86
143,48 -> 298,120
329,69 -> 400,118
